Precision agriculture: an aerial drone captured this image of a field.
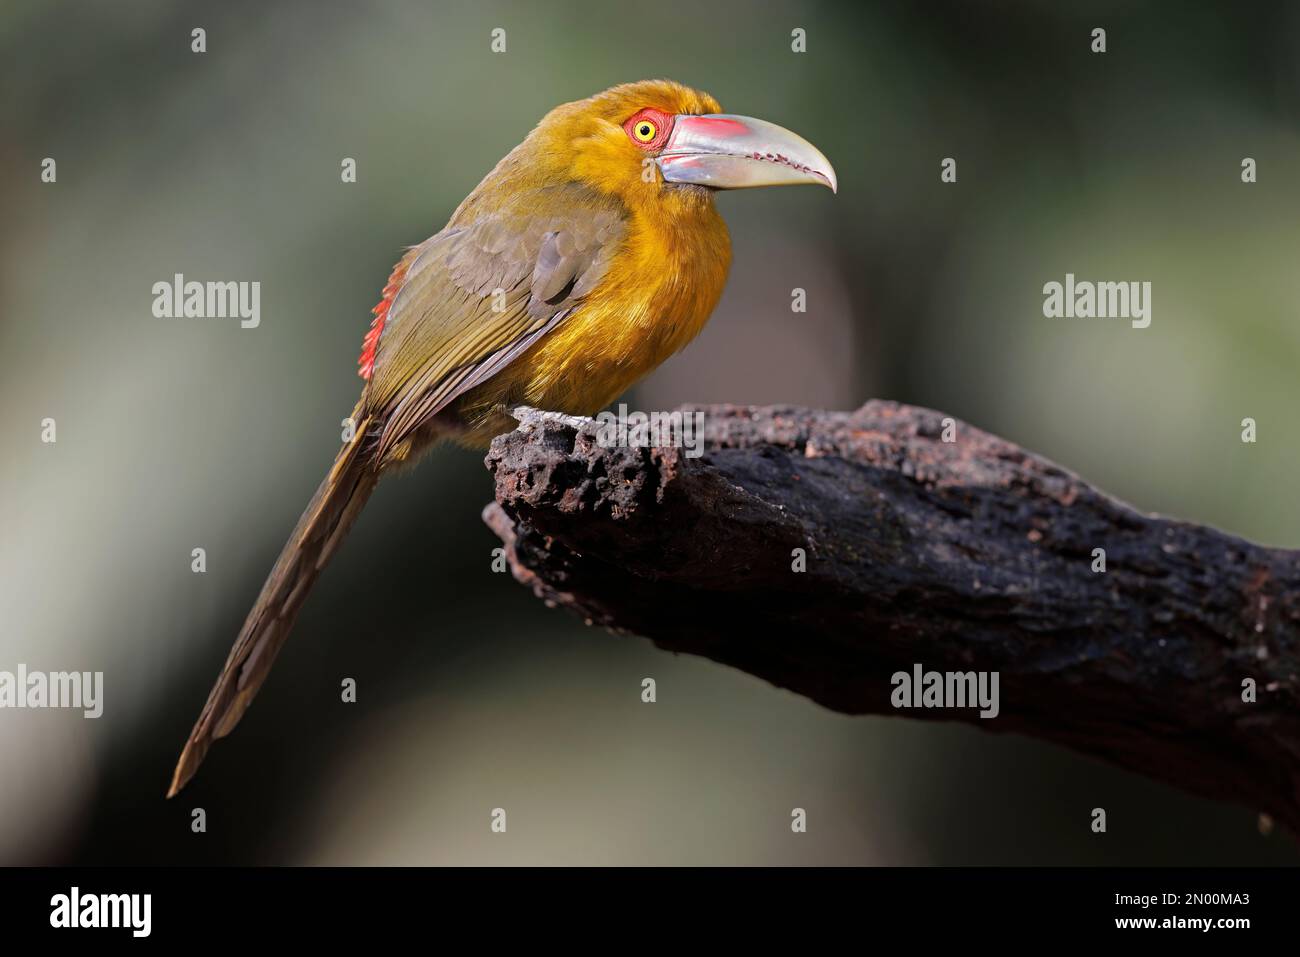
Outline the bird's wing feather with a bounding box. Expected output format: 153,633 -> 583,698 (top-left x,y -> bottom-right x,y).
364,184 -> 626,453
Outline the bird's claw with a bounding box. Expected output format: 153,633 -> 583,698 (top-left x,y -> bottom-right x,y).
509,405 -> 593,431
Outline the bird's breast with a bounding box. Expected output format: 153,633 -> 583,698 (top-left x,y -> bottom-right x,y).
522,199 -> 733,412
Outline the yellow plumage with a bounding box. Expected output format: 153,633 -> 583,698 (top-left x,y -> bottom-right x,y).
454,181 -> 731,446
376,80 -> 734,450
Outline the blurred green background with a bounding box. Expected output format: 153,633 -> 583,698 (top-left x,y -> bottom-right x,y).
2,0 -> 1298,864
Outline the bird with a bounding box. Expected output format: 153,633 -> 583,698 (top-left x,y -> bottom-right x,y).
167,78 -> 836,797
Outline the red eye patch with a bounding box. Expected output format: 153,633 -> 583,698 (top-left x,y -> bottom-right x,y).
623,108 -> 674,152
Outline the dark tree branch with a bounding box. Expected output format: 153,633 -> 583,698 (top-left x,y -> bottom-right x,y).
482,401 -> 1300,832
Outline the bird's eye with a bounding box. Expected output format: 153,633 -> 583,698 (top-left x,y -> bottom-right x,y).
623,109 -> 671,151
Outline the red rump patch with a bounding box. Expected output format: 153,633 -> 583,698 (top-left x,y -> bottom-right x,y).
358,253 -> 413,379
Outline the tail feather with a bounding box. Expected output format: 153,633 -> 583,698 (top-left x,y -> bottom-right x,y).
167,422 -> 378,797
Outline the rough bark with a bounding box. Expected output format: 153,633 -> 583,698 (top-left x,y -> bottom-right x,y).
482,401 -> 1300,833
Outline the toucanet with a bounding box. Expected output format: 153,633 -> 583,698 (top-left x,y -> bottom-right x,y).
168,79 -> 836,796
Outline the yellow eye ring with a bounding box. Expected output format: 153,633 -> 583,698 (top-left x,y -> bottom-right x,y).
632,119 -> 658,143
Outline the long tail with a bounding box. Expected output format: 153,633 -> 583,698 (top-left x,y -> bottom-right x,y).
167,418 -> 378,797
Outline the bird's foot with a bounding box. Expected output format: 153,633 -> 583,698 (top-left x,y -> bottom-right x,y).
509,405 -> 593,431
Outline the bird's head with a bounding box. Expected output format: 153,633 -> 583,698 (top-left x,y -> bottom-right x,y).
525,79 -> 837,211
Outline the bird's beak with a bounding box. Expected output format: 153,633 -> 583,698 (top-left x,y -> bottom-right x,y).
657,114 -> 837,193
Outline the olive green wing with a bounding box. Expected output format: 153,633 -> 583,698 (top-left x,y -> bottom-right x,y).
364,184 -> 626,455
